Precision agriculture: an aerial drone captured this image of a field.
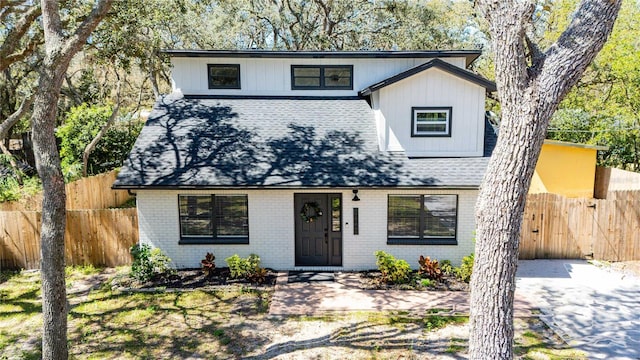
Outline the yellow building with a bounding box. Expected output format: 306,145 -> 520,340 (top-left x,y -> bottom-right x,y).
530,140 -> 608,198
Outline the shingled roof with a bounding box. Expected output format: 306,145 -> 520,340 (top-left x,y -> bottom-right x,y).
113,95 -> 494,189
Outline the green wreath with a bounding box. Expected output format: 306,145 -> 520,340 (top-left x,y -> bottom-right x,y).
300,201 -> 323,223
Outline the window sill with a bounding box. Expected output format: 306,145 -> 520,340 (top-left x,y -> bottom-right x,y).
179,237 -> 249,245
387,238 -> 457,246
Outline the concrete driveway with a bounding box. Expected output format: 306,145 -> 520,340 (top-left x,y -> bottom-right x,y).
516,260 -> 640,360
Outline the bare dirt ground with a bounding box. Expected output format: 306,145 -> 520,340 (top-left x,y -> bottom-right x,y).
593,260 -> 640,279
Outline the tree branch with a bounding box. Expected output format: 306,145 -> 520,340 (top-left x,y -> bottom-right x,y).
0,4 -> 42,72
0,95 -> 34,139
537,0 -> 622,109
61,0 -> 114,62
82,77 -> 120,177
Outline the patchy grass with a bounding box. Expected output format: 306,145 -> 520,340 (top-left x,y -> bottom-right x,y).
1,268 -> 585,359
514,318 -> 588,359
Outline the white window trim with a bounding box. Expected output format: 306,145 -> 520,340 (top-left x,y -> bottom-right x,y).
411,107 -> 452,137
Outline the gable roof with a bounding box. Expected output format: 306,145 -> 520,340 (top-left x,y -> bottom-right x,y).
358,58 -> 496,96
164,49 -> 482,67
113,95 -> 493,189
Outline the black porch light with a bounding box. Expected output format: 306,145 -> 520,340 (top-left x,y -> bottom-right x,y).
352,189 -> 360,201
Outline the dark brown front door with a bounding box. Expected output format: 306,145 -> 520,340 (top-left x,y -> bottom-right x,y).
295,193 -> 342,266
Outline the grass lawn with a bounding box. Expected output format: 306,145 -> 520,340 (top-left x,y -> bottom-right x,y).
0,267 -> 586,359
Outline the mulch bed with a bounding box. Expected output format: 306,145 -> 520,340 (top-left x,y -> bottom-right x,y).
113,267 -> 278,290
359,271 -> 469,291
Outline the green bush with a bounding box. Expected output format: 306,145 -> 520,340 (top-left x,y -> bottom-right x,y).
130,244 -> 173,282
455,253 -> 474,283
374,250 -> 411,284
225,254 -> 267,283
56,104 -> 144,176
440,260 -> 454,276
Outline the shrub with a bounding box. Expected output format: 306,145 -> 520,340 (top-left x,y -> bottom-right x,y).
225,254 -> 267,284
130,244 -> 173,282
374,250 -> 411,284
418,255 -> 443,281
440,260 -> 454,276
201,252 -> 216,277
455,253 -> 474,283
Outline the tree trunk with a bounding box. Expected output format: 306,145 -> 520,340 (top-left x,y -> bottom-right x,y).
469,1 -> 621,359
32,1 -> 113,359
32,65 -> 69,360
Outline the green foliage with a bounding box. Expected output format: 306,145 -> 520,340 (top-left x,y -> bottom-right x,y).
225,254 -> 267,284
418,255 -> 443,281
0,176 -> 41,203
544,0 -> 640,171
419,278 -> 434,287
440,260 -> 455,276
455,253 -> 475,283
374,250 -> 411,284
56,104 -> 144,176
129,244 -> 173,282
201,252 -> 216,277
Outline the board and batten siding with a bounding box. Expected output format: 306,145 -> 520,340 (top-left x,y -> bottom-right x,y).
170,57 -> 466,97
136,188 -> 477,270
375,68 -> 486,157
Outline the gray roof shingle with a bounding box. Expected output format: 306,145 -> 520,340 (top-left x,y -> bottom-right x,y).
113,95 -> 492,189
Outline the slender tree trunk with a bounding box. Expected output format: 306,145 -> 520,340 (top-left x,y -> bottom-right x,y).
469,1 -> 621,359
0,96 -> 33,184
82,79 -> 121,177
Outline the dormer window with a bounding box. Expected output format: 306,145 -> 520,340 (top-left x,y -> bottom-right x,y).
208,64 -> 241,89
411,107 -> 452,137
291,65 -> 353,90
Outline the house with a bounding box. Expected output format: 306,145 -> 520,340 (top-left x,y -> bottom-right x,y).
530,140 -> 608,198
113,50 -> 497,270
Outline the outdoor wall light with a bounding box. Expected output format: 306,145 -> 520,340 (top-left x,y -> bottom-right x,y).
352,189 -> 360,201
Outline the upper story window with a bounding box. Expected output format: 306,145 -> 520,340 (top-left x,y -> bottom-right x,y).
178,194 -> 249,244
411,107 -> 452,137
291,65 -> 353,90
208,64 -> 241,89
387,194 -> 457,245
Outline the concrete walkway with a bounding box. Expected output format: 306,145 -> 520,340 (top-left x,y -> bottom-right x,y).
269,271 -> 534,316
515,260 -> 640,360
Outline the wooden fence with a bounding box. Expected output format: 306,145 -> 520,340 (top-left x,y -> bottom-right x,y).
0,170 -> 132,211
520,191 -> 640,261
0,208 -> 138,270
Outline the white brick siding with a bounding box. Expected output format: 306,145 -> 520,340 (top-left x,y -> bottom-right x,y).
136,188 -> 477,270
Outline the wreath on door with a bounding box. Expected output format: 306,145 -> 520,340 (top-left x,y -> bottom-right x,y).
300,201 -> 323,223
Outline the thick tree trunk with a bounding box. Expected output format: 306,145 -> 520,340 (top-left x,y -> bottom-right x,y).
469,1 -> 621,359
32,1 -> 113,359
32,65 -> 68,359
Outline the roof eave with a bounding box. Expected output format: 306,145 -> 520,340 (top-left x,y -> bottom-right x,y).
163,49 -> 481,65
359,58 -> 496,96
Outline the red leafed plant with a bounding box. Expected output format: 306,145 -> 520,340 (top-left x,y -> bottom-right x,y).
418,255 -> 442,281
201,252 -> 216,277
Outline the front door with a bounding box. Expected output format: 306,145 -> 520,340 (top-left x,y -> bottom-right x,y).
294,193 -> 342,266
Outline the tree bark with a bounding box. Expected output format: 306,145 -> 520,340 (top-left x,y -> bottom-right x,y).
469,1 -> 621,359
32,1 -> 113,359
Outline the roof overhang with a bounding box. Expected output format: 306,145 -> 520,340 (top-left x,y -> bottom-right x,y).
163,49 -> 482,67
543,139 -> 609,151
359,58 -> 496,96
